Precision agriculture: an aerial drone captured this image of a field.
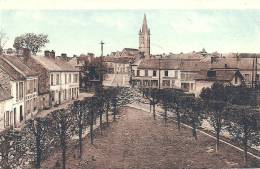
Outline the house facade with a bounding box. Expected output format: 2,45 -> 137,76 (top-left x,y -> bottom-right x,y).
0,54 -> 38,129
32,54 -> 80,107
0,86 -> 13,130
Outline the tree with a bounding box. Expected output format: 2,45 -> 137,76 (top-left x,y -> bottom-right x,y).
87,97 -> 98,144
23,117 -> 54,169
50,109 -> 74,169
182,96 -> 205,140
159,89 -> 174,126
13,33 -> 49,54
103,88 -> 113,125
141,88 -> 161,120
169,90 -> 185,131
226,105 -> 260,166
0,128 -> 26,169
200,83 -> 227,152
71,100 -> 91,159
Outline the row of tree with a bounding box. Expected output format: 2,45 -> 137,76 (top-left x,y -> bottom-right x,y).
141,83 -> 260,166
0,86 -> 132,169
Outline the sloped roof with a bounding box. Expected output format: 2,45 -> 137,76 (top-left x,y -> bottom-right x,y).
211,57 -> 260,70
33,56 -> 79,72
104,57 -> 132,64
0,56 -> 25,80
195,69 -> 242,82
0,85 -> 12,101
138,58 -> 210,71
1,55 -> 37,77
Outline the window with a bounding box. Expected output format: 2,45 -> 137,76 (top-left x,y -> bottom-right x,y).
51,74 -> 54,85
56,74 -> 60,85
162,80 -> 170,86
19,82 -> 23,100
164,70 -> 168,77
69,74 -> 71,83
16,83 -> 18,100
65,74 -> 67,84
190,83 -> 194,90
33,79 -> 37,92
14,108 -> 16,127
244,74 -> 249,81
137,70 -> 140,77
20,105 -> 23,122
5,111 -> 10,127
73,74 -> 78,83
153,70 -> 157,77
145,70 -> 148,76
175,70 -> 178,78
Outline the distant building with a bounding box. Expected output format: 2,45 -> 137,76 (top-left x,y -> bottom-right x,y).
132,58 -> 210,93
139,14 -> 150,59
194,69 -> 245,97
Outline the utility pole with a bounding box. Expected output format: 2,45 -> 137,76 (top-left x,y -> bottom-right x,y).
100,41 -> 105,86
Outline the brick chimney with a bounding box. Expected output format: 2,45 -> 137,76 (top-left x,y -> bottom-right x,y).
23,48 -> 31,62
61,53 -> 67,61
50,50 -> 55,59
44,50 -> 50,58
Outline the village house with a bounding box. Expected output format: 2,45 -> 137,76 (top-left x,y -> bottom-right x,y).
132,58 -> 210,93
132,58 -> 181,89
0,54 -> 38,129
194,68 -> 245,97
30,51 -> 80,107
210,53 -> 260,87
0,86 -> 13,130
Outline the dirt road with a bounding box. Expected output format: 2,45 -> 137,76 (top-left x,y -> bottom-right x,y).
42,106 -> 260,169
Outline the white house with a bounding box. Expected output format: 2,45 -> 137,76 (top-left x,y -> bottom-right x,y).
0,86 -> 13,131
33,54 -> 80,106
0,54 -> 38,129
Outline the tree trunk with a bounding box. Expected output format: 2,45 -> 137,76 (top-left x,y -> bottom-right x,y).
62,145 -> 66,169
164,108 -> 167,126
113,106 -> 116,121
100,113 -> 103,135
176,110 -> 181,131
36,134 -> 41,169
90,111 -> 94,144
106,106 -> 109,126
153,104 -> 156,120
243,136 -> 248,166
192,122 -> 197,140
150,103 -> 151,113
79,128 -> 83,159
216,126 -> 220,152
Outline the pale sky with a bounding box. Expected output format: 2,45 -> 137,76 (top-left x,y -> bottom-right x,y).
1,1 -> 260,56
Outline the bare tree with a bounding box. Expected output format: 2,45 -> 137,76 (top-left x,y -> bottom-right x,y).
50,108 -> 74,169
71,100 -> 91,159
141,88 -> 161,120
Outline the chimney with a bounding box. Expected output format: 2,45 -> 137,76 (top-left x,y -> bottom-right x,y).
61,53 -> 67,61
50,50 -> 55,59
44,50 -> 50,58
23,48 -> 31,62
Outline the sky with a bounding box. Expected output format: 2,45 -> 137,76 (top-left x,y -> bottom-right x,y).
1,1 -> 260,56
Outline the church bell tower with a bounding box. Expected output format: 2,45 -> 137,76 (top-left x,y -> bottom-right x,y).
139,14 -> 150,59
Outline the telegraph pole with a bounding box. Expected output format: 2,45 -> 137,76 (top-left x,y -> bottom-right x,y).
100,41 -> 105,85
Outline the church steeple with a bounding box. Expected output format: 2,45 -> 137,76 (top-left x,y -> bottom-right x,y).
139,14 -> 150,59
142,14 -> 148,32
